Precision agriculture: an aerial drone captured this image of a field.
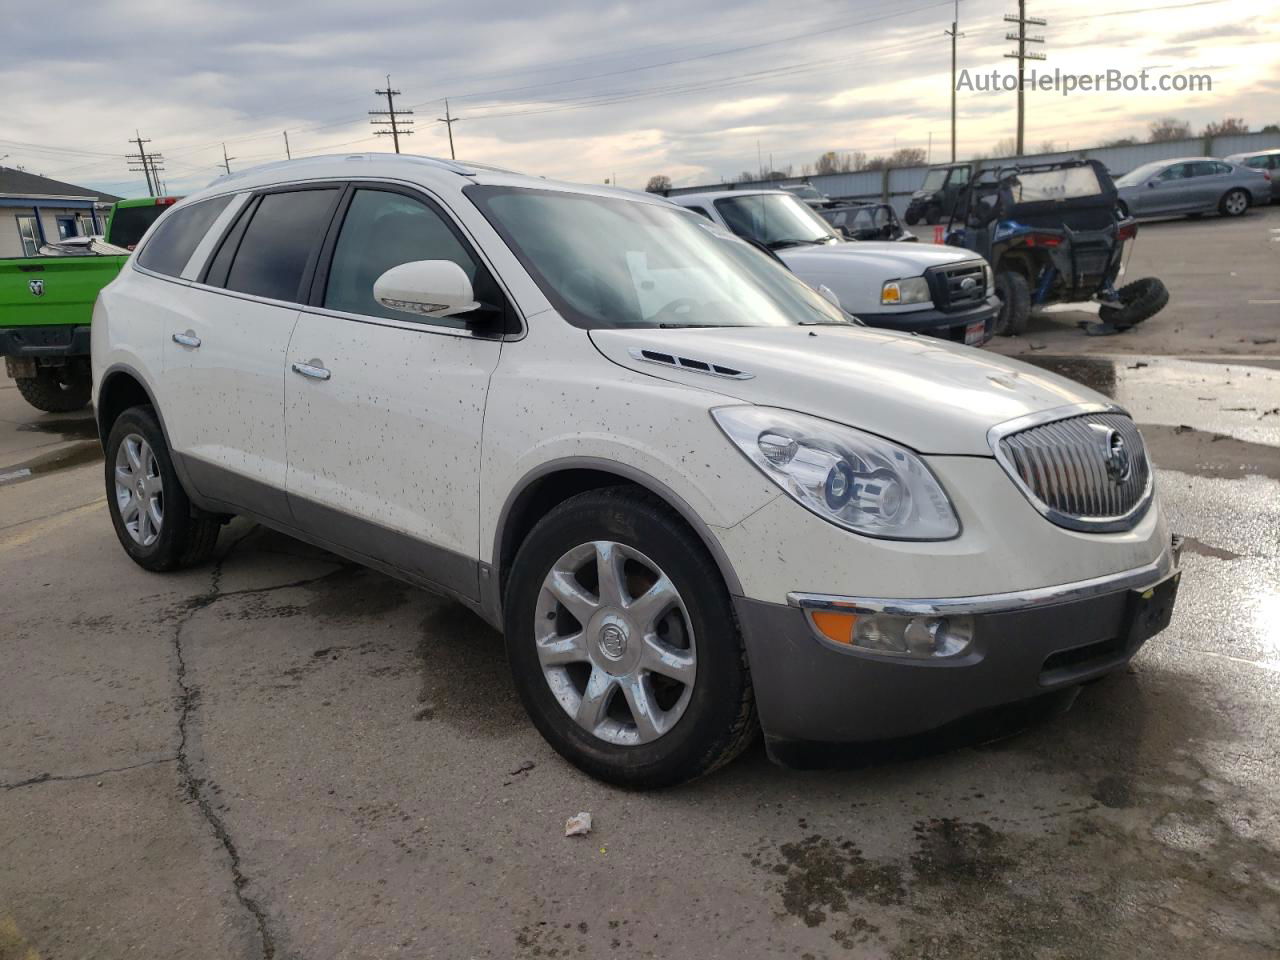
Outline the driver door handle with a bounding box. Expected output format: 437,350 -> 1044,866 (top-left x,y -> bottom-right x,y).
172,332 -> 201,348
291,360 -> 331,381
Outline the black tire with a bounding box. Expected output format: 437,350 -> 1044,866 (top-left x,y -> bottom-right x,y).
904,211 -> 920,226
995,270 -> 1031,336
504,487 -> 757,787
1219,188 -> 1249,217
104,406 -> 220,572
1098,277 -> 1169,329
14,366 -> 91,413
924,204 -> 943,225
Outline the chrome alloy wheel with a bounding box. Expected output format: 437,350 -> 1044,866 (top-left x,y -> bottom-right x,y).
114,433 -> 164,547
535,541 -> 696,746
1224,190 -> 1248,216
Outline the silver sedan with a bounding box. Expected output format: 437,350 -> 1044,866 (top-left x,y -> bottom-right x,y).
1114,156 -> 1271,220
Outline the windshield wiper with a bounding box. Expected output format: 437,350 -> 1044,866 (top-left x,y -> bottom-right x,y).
766,236 -> 836,249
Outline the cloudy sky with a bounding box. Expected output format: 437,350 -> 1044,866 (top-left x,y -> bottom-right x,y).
3,0 -> 1276,196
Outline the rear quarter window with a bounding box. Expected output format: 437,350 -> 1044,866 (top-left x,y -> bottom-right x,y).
136,196 -> 233,277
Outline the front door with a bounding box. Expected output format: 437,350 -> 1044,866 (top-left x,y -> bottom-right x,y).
160,186 -> 341,518
284,186 -> 504,600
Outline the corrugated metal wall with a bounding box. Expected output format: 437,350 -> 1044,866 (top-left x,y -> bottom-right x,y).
667,130 -> 1280,215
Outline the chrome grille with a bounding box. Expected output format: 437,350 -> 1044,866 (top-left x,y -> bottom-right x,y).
993,410 -> 1152,532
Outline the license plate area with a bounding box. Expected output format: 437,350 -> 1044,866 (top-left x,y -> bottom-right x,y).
1124,570 -> 1181,648
964,320 -> 987,345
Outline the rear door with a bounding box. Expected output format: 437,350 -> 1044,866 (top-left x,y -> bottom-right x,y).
283,184 -> 506,600
158,185 -> 341,519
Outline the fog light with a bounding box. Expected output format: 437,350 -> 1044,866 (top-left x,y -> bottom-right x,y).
851,613 -> 973,658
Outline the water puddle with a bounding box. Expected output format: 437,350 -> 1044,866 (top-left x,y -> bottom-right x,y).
16,416 -> 99,440
0,440 -> 102,487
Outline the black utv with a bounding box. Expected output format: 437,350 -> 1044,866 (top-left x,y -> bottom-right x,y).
944,159 -> 1168,336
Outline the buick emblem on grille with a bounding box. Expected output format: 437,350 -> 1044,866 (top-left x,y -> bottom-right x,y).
28,279 -> 44,297
1096,426 -> 1132,483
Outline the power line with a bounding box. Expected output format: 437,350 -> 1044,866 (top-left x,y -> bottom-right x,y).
370,75 -> 414,153
1004,0 -> 1047,155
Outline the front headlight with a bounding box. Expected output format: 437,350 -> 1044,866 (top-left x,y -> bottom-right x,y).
712,407 -> 960,540
880,276 -> 931,305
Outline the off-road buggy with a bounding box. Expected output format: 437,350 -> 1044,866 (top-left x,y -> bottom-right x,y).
944,159 -> 1168,336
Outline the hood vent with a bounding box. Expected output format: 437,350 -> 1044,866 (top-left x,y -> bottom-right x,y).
628,347 -> 754,380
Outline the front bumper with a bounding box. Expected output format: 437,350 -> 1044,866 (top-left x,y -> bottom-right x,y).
735,539 -> 1181,760
854,294 -> 998,344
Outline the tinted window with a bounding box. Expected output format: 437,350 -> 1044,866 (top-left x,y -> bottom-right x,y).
136,196 -> 232,277
323,189 -> 496,327
1157,163 -> 1190,180
224,189 -> 338,302
1244,156 -> 1269,169
1188,161 -> 1220,177
109,203 -> 173,250
1212,162 -> 1233,175
685,205 -> 712,219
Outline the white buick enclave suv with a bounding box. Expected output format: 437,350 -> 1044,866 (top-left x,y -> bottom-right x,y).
92,154 -> 1180,786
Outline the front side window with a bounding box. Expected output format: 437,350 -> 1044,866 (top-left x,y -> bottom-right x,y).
466,186 -> 849,331
16,216 -> 39,256
713,194 -> 836,249
1115,162 -> 1167,187
323,189 -> 495,327
1158,163 -> 1191,181
138,194 -> 234,278
222,189 -> 338,301
949,166 -> 971,186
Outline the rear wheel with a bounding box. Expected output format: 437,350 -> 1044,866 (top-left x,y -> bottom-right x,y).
995,270 -> 1031,336
105,406 -> 221,572
1219,188 -> 1249,217
1098,277 -> 1169,329
505,488 -> 756,787
13,365 -> 90,413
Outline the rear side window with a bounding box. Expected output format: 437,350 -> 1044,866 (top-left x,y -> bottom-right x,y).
223,189 -> 339,302
136,196 -> 232,277
1244,156 -> 1269,170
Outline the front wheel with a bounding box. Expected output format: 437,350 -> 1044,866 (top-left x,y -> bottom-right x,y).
1219,188 -> 1249,217
904,211 -> 920,226
105,406 -> 221,572
13,365 -> 90,413
995,270 -> 1031,336
504,488 -> 756,787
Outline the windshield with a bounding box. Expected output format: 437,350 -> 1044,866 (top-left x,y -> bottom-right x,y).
466,186 -> 850,331
1001,165 -> 1104,202
1114,162 -> 1167,187
713,194 -> 836,248
921,169 -> 949,190
782,184 -> 822,200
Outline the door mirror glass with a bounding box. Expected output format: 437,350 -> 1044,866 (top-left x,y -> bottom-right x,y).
373,260 -> 479,318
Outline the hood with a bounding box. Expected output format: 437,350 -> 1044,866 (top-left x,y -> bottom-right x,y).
776,241 -> 978,278
589,325 -> 1107,456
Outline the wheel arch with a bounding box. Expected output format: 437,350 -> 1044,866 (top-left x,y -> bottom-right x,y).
96,363 -> 167,447
489,458 -> 745,623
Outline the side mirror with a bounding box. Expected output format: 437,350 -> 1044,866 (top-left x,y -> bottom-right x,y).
1147,180 -> 1159,188
373,260 -> 479,319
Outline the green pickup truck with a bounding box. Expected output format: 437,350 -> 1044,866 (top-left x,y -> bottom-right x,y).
1,196 -> 178,412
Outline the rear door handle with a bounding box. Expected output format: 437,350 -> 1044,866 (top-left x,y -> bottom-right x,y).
291,360 -> 331,381
172,332 -> 201,348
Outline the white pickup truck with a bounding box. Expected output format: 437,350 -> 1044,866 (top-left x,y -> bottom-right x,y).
670,189 -> 999,346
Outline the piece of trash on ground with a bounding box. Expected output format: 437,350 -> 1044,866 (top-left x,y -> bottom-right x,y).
565,812 -> 592,837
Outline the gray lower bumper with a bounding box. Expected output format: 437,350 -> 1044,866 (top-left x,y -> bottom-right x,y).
734,548 -> 1180,760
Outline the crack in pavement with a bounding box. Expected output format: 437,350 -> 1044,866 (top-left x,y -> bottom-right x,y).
172,531 -> 278,960
0,756 -> 177,790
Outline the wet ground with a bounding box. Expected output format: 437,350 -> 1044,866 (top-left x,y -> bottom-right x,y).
3,330 -> 1280,954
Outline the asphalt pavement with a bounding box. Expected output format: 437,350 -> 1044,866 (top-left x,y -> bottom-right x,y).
2,209 -> 1278,958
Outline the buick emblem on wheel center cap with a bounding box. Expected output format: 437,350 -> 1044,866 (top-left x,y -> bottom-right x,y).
599,622 -> 629,660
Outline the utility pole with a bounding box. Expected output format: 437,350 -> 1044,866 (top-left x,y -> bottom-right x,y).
283,130 -> 291,160
945,0 -> 964,162
370,75 -> 414,153
1003,0 -> 1046,156
126,130 -> 155,196
436,99 -> 463,160
220,143 -> 236,175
